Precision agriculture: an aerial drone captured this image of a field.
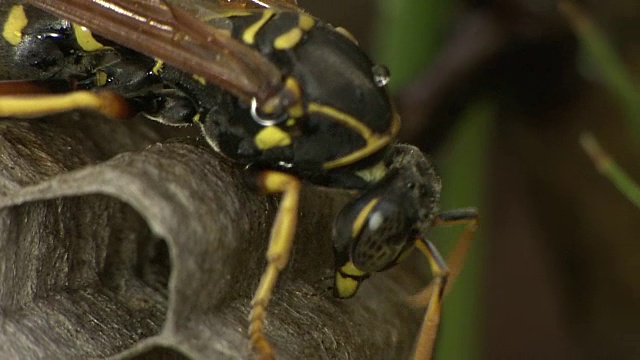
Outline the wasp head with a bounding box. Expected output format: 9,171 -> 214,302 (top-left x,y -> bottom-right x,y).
332,145 -> 441,298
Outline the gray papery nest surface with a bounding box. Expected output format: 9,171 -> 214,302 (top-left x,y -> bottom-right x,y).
0,113 -> 423,359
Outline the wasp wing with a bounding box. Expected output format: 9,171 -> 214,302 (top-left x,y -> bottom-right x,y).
221,0 -> 300,11
26,0 -> 284,104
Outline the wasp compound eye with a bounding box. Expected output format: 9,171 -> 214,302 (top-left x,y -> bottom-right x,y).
350,200 -> 414,273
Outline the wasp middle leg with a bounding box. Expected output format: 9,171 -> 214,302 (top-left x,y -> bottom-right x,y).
248,170 -> 302,360
412,208 -> 479,360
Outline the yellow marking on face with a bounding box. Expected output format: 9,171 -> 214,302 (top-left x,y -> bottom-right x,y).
3,5 -> 28,46
351,198 -> 379,238
72,24 -> 104,51
242,10 -> 274,44
152,60 -> 164,75
335,27 -> 358,45
335,272 -> 361,298
285,118 -> 296,126
355,161 -> 387,183
298,14 -> 315,31
307,104 -> 400,169
254,126 -> 292,150
95,71 -> 108,87
340,261 -> 366,277
193,113 -> 201,123
192,74 -> 206,85
273,27 -> 303,50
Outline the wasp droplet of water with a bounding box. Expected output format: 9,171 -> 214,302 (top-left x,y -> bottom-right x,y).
372,64 -> 391,87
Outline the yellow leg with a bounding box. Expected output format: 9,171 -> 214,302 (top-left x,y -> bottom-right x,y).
412,239 -> 449,360
408,209 -> 480,310
248,171 -> 301,360
433,209 -> 479,297
410,209 -> 479,360
0,90 -> 132,119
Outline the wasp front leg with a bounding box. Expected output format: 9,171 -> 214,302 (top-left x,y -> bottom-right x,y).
0,81 -> 202,126
248,170 -> 302,360
0,88 -> 135,119
412,208 -> 479,360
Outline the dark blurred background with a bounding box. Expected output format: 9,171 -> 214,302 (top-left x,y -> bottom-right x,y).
300,0 -> 640,359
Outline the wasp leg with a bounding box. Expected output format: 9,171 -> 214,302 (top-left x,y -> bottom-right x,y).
412,238 -> 449,360
0,90 -> 134,119
412,209 -> 479,360
249,170 -> 301,360
409,208 -> 479,307
433,208 -> 479,296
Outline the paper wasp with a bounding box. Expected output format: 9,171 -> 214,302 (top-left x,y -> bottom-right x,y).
0,0 -> 478,358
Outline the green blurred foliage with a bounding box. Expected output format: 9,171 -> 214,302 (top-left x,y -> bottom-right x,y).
560,1 -> 640,137
375,0 -> 456,90
561,1 -> 640,209
374,0 -> 640,358
375,1 -> 492,359
432,102 -> 492,360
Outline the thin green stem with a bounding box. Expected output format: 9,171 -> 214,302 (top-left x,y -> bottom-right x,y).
559,1 -> 640,138
580,132 -> 640,209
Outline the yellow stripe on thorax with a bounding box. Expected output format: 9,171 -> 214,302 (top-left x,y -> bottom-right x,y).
298,14 -> 315,31
273,27 -> 303,50
2,5 -> 28,46
335,27 -> 358,45
152,60 -> 164,75
272,14 -> 316,50
307,103 -> 400,169
254,126 -> 292,150
271,13 -> 317,50
95,71 -> 108,87
242,10 -> 274,45
355,161 -> 387,183
72,24 -> 104,51
192,74 -> 206,85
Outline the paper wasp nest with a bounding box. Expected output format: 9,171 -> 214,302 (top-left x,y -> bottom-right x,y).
0,113 -> 422,359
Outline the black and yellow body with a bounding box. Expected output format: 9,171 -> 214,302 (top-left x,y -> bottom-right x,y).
0,1 -> 478,359
0,1 -> 399,187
